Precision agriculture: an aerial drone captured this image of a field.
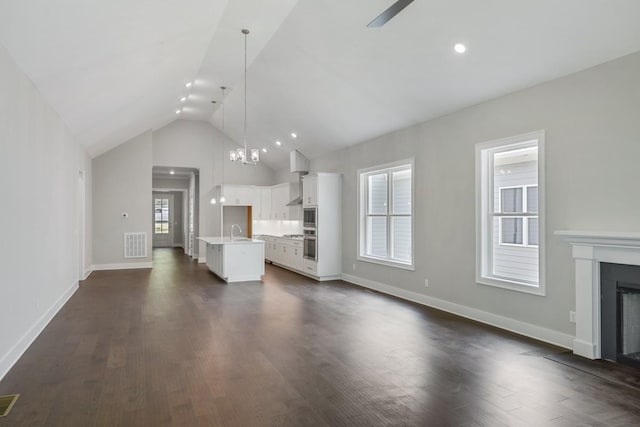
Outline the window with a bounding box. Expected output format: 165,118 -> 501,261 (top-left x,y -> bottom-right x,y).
358,159 -> 414,269
476,132 -> 545,295
498,185 -> 538,247
154,198 -> 169,234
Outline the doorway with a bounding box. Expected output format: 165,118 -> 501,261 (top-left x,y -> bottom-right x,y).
152,166 -> 198,257
153,193 -> 175,247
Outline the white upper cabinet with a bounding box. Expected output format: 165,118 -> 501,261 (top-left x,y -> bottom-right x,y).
218,183 -> 301,221
302,175 -> 318,206
271,184 -> 289,220
258,187 -> 272,220
221,185 -> 256,206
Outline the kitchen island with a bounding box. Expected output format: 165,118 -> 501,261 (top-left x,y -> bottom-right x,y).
197,237 -> 265,283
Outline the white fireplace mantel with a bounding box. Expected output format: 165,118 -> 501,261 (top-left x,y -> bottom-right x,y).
555,230 -> 640,359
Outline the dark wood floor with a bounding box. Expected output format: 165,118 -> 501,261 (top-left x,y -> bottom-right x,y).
1,248 -> 639,426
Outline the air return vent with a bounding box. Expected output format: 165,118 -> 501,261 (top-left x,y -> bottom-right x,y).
124,232 -> 147,258
0,394 -> 19,417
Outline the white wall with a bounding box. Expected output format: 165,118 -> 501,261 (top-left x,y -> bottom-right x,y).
152,120 -> 277,256
309,51 -> 640,345
92,131 -> 153,267
153,176 -> 189,190
0,43 -> 89,379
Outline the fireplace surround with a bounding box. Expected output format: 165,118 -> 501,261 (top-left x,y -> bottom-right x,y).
556,231 -> 640,360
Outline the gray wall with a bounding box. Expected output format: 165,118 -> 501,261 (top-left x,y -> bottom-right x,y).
92,131 -> 153,266
0,43 -> 91,379
222,206 -> 249,238
153,176 -> 189,190
308,51 -> 640,339
152,120 -> 276,256
275,168 -> 299,184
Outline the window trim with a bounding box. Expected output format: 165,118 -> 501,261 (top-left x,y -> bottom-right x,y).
475,131 -> 546,296
357,158 -> 415,271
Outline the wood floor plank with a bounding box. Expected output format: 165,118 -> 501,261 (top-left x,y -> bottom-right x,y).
1,248 -> 640,426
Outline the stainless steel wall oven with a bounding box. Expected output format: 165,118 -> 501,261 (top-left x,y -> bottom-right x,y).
303,228 -> 316,260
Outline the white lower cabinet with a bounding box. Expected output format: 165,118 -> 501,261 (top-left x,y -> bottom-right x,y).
262,236 -> 303,273
206,244 -> 224,276
264,237 -> 276,261
302,259 -> 317,276
201,239 -> 265,283
292,245 -> 303,271
275,240 -> 287,265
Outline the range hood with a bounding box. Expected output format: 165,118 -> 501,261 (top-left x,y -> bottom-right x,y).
286,195 -> 303,206
287,150 -> 309,206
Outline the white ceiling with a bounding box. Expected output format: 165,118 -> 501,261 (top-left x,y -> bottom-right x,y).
2,1 -> 640,170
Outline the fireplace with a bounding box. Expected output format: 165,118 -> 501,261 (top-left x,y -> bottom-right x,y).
556,230 -> 640,361
601,263 -> 640,368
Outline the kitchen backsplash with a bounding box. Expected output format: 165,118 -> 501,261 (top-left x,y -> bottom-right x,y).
253,220 -> 302,236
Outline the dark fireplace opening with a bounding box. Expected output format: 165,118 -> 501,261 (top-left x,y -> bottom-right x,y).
619,285 -> 640,365
601,263 -> 640,369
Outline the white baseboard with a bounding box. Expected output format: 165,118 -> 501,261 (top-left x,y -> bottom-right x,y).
341,273 -> 574,350
82,268 -> 92,280
92,262 -> 153,271
573,339 -> 598,359
0,281 -> 79,381
198,257 -> 205,264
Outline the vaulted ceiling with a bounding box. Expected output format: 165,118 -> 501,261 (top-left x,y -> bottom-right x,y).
2,0 -> 640,170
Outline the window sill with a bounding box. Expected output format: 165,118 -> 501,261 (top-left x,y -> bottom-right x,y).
357,255 -> 414,271
498,243 -> 539,248
477,275 -> 545,296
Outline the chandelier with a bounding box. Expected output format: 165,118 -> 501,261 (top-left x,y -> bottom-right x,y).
230,29 -> 259,165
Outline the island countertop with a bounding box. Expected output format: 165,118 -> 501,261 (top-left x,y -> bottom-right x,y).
197,237 -> 265,245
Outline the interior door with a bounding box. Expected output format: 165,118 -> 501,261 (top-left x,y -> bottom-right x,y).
153,193 -> 174,247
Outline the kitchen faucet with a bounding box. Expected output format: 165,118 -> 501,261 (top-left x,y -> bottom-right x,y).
231,223 -> 242,239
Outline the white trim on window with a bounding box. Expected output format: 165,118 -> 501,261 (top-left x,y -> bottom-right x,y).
357,158 -> 415,271
475,131 -> 546,296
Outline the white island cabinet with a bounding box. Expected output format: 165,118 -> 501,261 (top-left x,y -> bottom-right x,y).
197,237 -> 265,283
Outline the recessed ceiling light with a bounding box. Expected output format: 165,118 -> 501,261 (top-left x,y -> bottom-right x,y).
275,140 -> 282,146
185,82 -> 192,88
454,43 -> 467,54
180,97 -> 187,102
262,148 -> 267,153
170,170 -> 175,175
290,132 -> 297,139
176,109 -> 181,114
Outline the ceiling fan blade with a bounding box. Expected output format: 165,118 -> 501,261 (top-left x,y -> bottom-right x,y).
367,0 -> 415,28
